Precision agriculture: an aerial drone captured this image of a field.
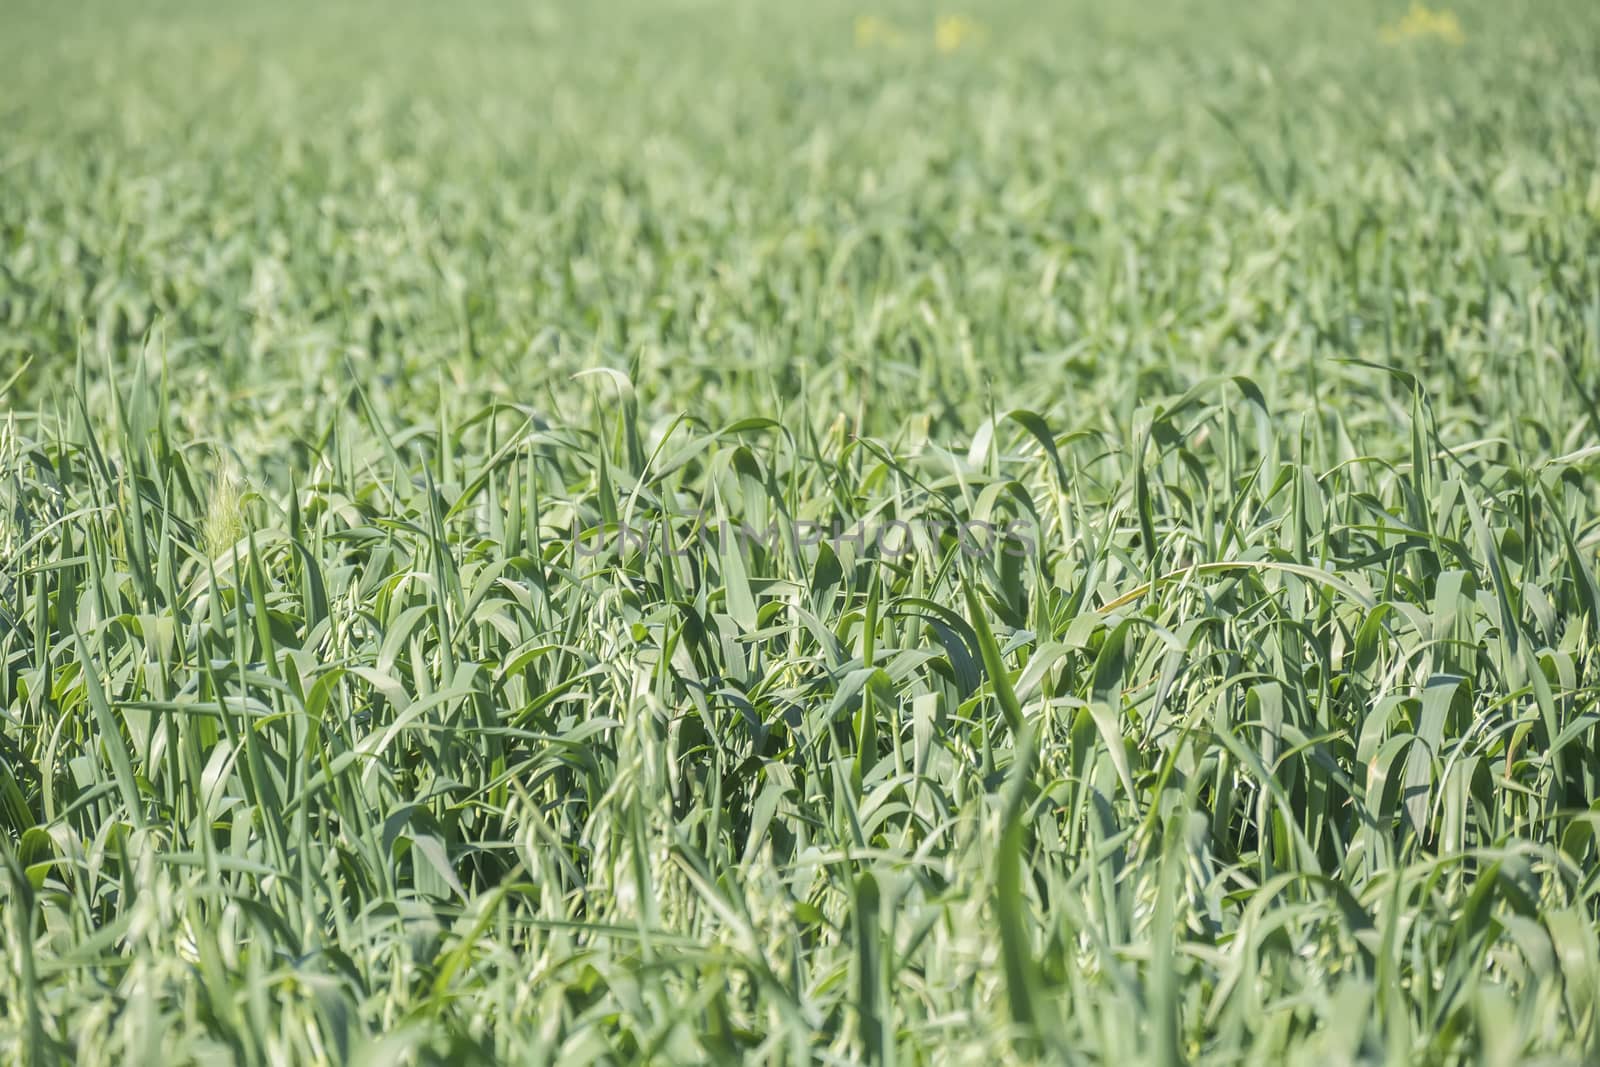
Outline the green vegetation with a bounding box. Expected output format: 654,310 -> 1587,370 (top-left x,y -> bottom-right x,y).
4,0 -> 1600,1062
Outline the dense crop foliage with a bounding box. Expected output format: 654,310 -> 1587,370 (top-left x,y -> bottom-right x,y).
4,0 -> 1600,1062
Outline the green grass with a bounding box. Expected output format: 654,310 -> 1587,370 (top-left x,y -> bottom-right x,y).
3,0 -> 1600,1062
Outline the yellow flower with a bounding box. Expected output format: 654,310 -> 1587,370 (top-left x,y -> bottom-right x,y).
1380,3 -> 1465,46
934,14 -> 985,54
855,15 -> 906,49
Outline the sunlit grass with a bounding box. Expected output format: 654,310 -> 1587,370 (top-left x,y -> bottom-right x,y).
2,0 -> 1600,1063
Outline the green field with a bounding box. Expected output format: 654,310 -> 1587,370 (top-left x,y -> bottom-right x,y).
4,1 -> 1600,1062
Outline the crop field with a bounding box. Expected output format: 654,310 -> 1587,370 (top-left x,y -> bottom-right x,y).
3,0 -> 1600,1063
